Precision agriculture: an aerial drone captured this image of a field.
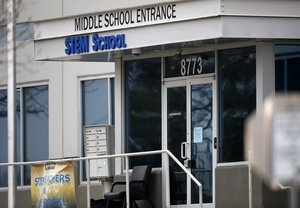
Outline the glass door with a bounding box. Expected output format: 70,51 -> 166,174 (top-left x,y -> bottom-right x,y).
164,78 -> 216,208
167,84 -> 187,206
190,82 -> 213,205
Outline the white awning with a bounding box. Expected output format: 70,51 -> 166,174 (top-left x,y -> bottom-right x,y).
33,0 -> 300,61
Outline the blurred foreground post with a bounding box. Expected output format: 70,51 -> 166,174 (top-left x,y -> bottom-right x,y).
245,94 -> 300,208
7,0 -> 16,207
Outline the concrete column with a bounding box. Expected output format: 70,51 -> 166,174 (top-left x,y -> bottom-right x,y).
252,41 -> 275,208
114,57 -> 123,175
256,41 -> 275,109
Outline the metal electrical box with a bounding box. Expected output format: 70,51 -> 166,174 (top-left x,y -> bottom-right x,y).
84,125 -> 114,179
245,94 -> 300,186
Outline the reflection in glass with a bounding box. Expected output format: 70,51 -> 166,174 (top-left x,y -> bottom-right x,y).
167,86 -> 187,205
219,47 -> 256,162
191,84 -> 212,203
0,90 -> 21,187
125,58 -> 162,168
16,91 -> 21,186
24,85 -> 49,185
82,79 -> 109,125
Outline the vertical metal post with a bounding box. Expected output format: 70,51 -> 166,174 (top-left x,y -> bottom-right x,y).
86,159 -> 91,208
125,156 -> 130,208
248,152 -> 253,208
164,152 -> 170,207
199,185 -> 203,208
291,186 -> 298,208
7,0 -> 16,207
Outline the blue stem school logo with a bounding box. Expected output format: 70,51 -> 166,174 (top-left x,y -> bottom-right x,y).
65,33 -> 127,55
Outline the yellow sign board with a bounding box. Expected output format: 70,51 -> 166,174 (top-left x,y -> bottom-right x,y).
31,162 -> 76,208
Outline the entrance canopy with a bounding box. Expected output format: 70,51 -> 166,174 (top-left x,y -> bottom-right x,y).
33,0 -> 300,62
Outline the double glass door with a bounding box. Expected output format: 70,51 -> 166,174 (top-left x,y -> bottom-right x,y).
164,78 -> 216,207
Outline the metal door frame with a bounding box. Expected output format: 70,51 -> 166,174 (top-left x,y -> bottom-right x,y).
162,76 -> 217,208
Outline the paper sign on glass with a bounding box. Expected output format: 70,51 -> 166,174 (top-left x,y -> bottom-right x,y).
193,127 -> 203,143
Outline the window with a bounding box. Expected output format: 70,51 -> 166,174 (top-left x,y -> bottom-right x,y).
218,47 -> 256,162
275,45 -> 300,92
81,77 -> 114,181
0,90 -> 9,187
165,52 -> 215,78
0,85 -> 49,187
0,23 -> 34,44
125,58 -> 162,168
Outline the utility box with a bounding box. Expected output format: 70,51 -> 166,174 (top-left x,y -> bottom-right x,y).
245,94 -> 300,186
84,125 -> 114,179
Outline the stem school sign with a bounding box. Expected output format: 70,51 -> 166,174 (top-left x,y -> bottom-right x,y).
31,162 -> 76,208
64,33 -> 127,55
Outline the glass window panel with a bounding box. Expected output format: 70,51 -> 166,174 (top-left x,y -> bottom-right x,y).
165,52 -> 215,78
110,78 -> 115,125
24,85 -> 49,185
81,78 -> 114,181
0,23 -> 34,43
0,86 -> 48,187
125,58 -> 162,168
0,26 -> 6,43
0,90 -> 21,187
0,90 -> 8,187
82,79 -> 108,125
275,45 -> 300,56
219,47 -> 256,162
167,86 -> 187,205
191,84 -> 212,203
275,45 -> 300,92
287,57 -> 300,91
275,59 -> 285,92
16,23 -> 34,42
16,91 -> 21,186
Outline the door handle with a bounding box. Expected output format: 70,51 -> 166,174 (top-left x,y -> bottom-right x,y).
214,137 -> 217,149
181,142 -> 189,159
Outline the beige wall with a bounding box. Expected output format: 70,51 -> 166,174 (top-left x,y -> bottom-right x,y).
18,0 -> 63,22
1,41 -> 114,159
11,0 -> 300,24
221,0 -> 300,17
62,61 -> 114,158
0,0 -> 298,25
12,0 -> 193,23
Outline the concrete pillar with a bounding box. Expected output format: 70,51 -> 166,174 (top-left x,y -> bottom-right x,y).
256,41 -> 275,109
252,41 -> 275,208
114,57 -> 123,175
